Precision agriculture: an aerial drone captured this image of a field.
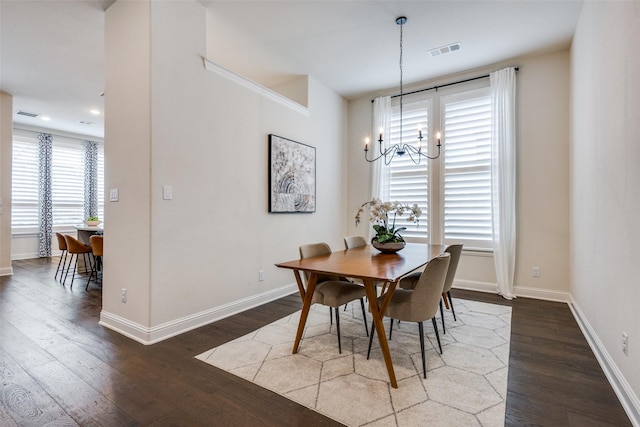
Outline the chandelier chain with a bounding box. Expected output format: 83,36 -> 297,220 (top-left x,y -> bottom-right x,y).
399,18 -> 404,147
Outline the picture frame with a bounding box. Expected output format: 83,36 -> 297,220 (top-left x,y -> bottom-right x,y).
268,134 -> 316,213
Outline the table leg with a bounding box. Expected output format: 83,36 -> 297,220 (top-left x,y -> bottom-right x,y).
364,279 -> 398,389
292,271 -> 317,354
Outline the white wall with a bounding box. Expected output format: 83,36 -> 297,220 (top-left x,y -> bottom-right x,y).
102,0 -> 347,342
346,50 -> 571,301
571,1 -> 640,421
0,92 -> 13,276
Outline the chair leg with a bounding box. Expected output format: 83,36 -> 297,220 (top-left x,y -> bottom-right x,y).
367,321 -> 376,359
359,298 -> 369,336
62,253 -> 75,285
86,254 -> 97,291
60,252 -> 71,284
418,321 -> 426,379
329,307 -> 333,325
439,299 -> 446,334
69,256 -> 78,288
388,317 -> 394,340
334,307 -> 342,354
448,291 -> 456,321
55,250 -> 66,280
432,317 -> 443,354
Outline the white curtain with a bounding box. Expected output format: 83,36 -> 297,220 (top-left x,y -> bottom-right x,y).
371,96 -> 391,202
490,67 -> 517,300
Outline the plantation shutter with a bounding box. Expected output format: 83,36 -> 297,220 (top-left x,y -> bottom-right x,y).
442,88 -> 493,249
52,140 -> 85,227
388,100 -> 430,239
11,137 -> 40,232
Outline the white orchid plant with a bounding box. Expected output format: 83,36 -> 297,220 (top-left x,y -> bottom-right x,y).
355,198 -> 422,244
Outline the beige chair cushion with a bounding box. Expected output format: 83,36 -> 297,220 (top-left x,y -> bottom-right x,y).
313,281 -> 367,307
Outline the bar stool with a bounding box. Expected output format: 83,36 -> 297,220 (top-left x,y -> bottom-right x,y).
87,235 -> 103,290
55,233 -> 69,281
63,235 -> 93,289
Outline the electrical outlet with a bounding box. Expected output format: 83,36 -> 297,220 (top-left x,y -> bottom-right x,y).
532,267 -> 541,277
622,332 -> 628,356
259,270 -> 264,281
121,288 -> 127,303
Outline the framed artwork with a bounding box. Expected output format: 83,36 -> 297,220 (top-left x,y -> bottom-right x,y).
268,134 -> 316,213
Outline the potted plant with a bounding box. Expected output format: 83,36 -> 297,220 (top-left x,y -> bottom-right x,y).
84,216 -> 102,226
355,198 -> 422,253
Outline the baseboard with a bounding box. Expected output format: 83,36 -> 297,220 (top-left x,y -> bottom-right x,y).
453,279 -> 570,302
99,283 -> 299,345
0,266 -> 14,276
568,297 -> 640,426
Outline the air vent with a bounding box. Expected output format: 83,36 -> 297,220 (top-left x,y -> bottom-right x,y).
16,110 -> 39,118
429,42 -> 462,57
79,121 -> 95,125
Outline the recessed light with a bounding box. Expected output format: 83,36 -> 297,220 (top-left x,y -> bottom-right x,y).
41,116 -> 51,121
90,109 -> 101,115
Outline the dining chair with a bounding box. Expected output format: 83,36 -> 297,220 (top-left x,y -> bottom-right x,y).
54,232 -> 69,282
343,235 -> 367,249
367,252 -> 450,378
398,244 -> 463,333
63,235 -> 93,289
299,242 -> 369,353
87,235 -> 103,290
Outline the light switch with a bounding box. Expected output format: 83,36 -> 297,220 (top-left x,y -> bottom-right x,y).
163,186 -> 173,200
110,188 -> 119,202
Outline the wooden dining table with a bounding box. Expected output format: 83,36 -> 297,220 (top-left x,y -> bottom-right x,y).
276,242 -> 446,388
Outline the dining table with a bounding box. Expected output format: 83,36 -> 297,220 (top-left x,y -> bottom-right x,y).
276,242 -> 446,388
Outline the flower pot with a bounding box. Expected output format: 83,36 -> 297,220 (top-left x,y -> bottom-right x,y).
372,240 -> 405,253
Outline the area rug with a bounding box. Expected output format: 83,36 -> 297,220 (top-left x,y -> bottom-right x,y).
196,299 -> 511,427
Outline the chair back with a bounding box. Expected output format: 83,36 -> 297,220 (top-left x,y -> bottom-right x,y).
398,253 -> 450,322
56,233 -> 67,251
299,242 -> 342,284
442,244 -> 463,293
90,235 -> 103,257
64,235 -> 91,254
343,235 -> 367,249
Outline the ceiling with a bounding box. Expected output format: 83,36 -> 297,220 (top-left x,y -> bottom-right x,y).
0,0 -> 584,140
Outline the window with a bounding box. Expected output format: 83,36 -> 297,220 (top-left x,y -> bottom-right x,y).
11,137 -> 39,232
442,89 -> 492,248
11,130 -> 104,234
388,100 -> 430,239
387,86 -> 493,250
52,141 -> 85,227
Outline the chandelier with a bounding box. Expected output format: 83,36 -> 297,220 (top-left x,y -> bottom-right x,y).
365,17 -> 442,165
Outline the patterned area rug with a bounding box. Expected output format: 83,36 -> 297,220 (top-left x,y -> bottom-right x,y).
196,299 -> 511,427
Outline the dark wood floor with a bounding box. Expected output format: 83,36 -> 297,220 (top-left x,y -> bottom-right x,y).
0,258 -> 631,426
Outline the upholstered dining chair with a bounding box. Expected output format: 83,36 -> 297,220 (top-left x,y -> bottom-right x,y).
299,242 -> 369,353
367,253 -> 450,378
63,235 -> 93,288
87,235 -> 103,290
343,235 -> 367,249
398,244 -> 463,333
55,232 -> 69,281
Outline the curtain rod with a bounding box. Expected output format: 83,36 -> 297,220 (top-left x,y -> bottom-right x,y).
14,126 -> 103,143
372,67 -> 519,102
